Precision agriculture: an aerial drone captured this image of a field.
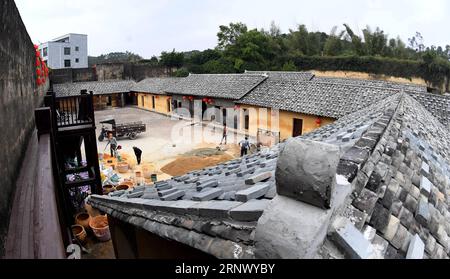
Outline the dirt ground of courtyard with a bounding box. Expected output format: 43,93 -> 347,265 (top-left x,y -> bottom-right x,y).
94,107 -> 248,184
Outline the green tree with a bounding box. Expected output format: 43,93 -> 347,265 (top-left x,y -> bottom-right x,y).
217,22 -> 248,49
160,49 -> 185,70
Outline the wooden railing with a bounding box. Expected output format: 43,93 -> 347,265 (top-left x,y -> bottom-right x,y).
45,90 -> 95,129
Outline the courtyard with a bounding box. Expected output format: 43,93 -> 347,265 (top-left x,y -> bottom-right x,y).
94,107 -> 248,182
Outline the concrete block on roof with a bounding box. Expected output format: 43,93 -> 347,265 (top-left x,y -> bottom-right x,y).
158,188 -> 177,197
370,234 -> 389,259
229,199 -> 270,222
156,184 -> 172,191
420,176 -> 432,198
225,168 -> 241,176
196,180 -> 219,191
384,215 -> 400,242
352,188 -> 379,215
160,190 -> 185,201
255,195 -> 334,259
245,172 -> 272,185
235,183 -> 271,202
333,221 -> 374,259
127,190 -> 144,199
192,188 -> 224,201
237,168 -> 256,177
275,138 -> 340,209
188,200 -> 242,218
196,178 -> 216,186
406,234 -> 425,259
416,197 -> 431,226
421,162 -> 430,176
142,192 -> 160,200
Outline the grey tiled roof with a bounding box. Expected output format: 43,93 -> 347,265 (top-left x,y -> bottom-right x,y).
313,76 -> 427,93
88,147 -> 280,259
237,77 -> 399,119
131,77 -> 183,94
164,73 -> 268,100
244,70 -> 315,81
408,92 -> 450,128
324,93 -> 450,259
53,80 -> 135,97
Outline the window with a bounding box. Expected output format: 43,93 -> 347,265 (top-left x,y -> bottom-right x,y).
43,47 -> 48,57
152,96 -> 156,109
64,59 -> 71,68
75,58 -> 79,63
64,47 -> 71,55
141,96 -> 145,107
167,99 -> 171,112
75,46 -> 79,51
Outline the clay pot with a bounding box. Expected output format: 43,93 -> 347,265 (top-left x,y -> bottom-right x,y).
135,171 -> 142,178
117,162 -> 129,173
121,181 -> 134,188
115,184 -> 129,191
89,215 -> 111,242
102,185 -> 115,195
72,225 -> 87,244
75,213 -> 91,230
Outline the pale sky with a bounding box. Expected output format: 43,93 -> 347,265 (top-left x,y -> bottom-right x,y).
14,0 -> 450,58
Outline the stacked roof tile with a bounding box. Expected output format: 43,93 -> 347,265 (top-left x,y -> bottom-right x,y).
53,80 -> 135,97
131,77 -> 182,94
88,88 -> 450,259
238,74 -> 399,118
164,73 -> 268,100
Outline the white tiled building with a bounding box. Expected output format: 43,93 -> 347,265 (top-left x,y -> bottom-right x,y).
39,33 -> 88,69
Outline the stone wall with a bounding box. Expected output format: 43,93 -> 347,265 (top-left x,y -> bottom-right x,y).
0,0 -> 45,256
51,63 -> 171,84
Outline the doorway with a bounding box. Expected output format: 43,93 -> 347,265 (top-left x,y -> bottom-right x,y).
243,109 -> 249,130
141,96 -> 144,107
222,108 -> 227,125
293,118 -> 303,137
152,96 -> 156,109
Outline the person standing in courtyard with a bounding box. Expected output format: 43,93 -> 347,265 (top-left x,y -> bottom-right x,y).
220,124 -> 228,145
239,136 -> 250,157
105,132 -> 118,158
133,146 -> 143,165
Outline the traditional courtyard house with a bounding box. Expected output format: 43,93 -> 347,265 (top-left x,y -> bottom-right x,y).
88,92 -> 450,259
163,73 -> 267,127
237,71 -> 407,144
131,77 -> 183,115
53,80 -> 136,110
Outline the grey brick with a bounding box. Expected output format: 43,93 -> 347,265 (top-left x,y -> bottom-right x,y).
188,201 -> 242,218
196,180 -> 219,191
192,188 -> 224,201
158,188 -> 178,197
235,183 -> 271,202
333,222 -> 374,259
416,197 -> 431,226
237,168 -> 256,177
245,172 -> 272,185
160,190 -> 185,201
406,234 -> 425,259
420,176 -> 432,198
127,190 -> 144,199
225,168 -> 241,176
229,199 -> 270,222
391,224 -> 408,250
353,188 -> 379,215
